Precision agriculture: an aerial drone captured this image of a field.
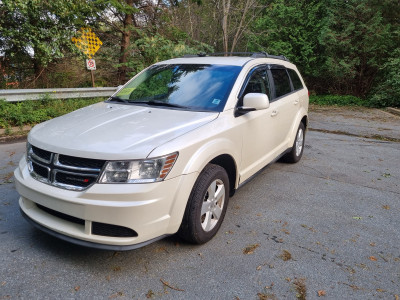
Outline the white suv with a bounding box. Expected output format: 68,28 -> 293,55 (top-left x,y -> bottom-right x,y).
14,53 -> 309,250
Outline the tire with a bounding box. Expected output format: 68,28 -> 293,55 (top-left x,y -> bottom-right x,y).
178,164 -> 230,244
282,122 -> 305,163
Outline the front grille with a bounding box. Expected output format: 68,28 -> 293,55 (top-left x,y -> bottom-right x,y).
92,222 -> 138,238
55,171 -> 97,188
37,204 -> 85,225
32,145 -> 52,161
27,144 -> 106,191
32,162 -> 49,179
58,154 -> 105,170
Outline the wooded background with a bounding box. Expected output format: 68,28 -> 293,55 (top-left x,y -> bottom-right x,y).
0,0 -> 399,107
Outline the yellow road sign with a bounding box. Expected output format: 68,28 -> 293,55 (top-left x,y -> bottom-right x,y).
71,28 -> 102,59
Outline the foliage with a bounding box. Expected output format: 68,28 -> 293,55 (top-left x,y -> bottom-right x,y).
0,0 -> 95,79
246,0 -> 399,105
368,49 -> 400,108
320,0 -> 393,97
309,95 -> 364,107
247,0 -> 327,77
0,0 -> 399,108
0,97 -> 104,129
125,33 -> 213,76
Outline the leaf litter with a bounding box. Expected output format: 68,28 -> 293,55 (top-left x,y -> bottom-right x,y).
243,243 -> 260,255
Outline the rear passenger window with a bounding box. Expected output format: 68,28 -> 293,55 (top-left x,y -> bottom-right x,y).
288,69 -> 303,90
271,69 -> 291,98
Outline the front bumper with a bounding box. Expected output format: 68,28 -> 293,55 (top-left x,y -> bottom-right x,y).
14,157 -> 198,250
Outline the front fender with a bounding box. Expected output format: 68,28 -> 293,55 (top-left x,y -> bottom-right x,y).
182,137 -> 239,177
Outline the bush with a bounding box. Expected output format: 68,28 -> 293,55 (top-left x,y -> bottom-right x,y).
368,52 -> 400,108
0,97 -> 104,129
309,95 -> 364,106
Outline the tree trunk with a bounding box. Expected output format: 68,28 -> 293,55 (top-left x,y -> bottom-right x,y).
118,0 -> 134,84
230,0 -> 253,53
221,0 -> 231,54
32,51 -> 45,88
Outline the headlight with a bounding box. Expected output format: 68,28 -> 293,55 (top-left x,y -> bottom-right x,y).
99,152 -> 178,183
26,142 -> 32,160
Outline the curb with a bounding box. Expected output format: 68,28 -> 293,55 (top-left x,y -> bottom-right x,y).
0,134 -> 28,144
0,126 -> 31,144
387,107 -> 400,116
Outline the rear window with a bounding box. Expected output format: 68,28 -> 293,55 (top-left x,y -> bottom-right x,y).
288,69 -> 303,91
271,69 -> 292,98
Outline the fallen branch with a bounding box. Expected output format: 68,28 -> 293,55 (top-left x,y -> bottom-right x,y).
160,279 -> 184,292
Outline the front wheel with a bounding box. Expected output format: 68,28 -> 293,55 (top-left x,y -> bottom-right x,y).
282,122 -> 305,163
178,164 -> 230,244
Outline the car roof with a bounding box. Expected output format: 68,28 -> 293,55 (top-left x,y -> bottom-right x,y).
157,56 -> 294,68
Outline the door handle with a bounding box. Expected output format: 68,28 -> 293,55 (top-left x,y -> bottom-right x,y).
294,99 -> 299,105
271,110 -> 278,117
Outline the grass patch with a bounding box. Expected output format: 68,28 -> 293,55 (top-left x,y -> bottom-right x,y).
0,96 -> 104,129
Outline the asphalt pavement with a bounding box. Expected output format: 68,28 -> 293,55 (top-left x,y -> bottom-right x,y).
0,108 -> 399,299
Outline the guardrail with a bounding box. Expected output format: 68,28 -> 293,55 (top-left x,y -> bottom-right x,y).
0,87 -> 118,102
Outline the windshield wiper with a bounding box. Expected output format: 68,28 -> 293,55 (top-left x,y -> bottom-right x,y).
133,100 -> 188,109
110,97 -> 189,109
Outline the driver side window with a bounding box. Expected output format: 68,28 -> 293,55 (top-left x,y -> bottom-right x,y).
243,69 -> 270,97
244,72 -> 266,95
239,68 -> 270,107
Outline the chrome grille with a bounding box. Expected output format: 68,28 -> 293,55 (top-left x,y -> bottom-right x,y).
27,144 -> 106,191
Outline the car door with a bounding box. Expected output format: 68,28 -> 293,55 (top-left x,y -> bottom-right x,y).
267,66 -> 300,151
238,66 -> 282,183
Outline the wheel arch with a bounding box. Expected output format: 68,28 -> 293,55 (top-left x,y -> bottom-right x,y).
288,110 -> 308,147
209,154 -> 237,197
301,115 -> 308,129
180,137 -> 240,191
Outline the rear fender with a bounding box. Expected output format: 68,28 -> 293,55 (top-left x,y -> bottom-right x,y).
287,109 -> 308,148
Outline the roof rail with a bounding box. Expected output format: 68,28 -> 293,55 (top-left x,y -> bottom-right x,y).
183,53 -> 207,58
182,52 -> 289,62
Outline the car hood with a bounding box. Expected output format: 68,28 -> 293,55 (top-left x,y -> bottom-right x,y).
28,102 -> 218,159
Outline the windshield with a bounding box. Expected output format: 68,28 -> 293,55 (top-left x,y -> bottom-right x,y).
110,64 -> 242,112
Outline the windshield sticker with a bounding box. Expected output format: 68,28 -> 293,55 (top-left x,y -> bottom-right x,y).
116,88 -> 135,96
212,99 -> 221,105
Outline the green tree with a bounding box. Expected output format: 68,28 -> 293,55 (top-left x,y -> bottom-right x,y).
247,0 -> 327,79
320,0 -> 392,97
247,0 -> 398,103
94,0 -> 140,83
95,0 -> 213,82
0,0 -> 94,81
369,47 -> 400,107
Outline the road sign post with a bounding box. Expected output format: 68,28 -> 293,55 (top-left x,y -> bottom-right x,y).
72,28 -> 102,87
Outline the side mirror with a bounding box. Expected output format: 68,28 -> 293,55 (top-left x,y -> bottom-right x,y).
236,93 -> 270,115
